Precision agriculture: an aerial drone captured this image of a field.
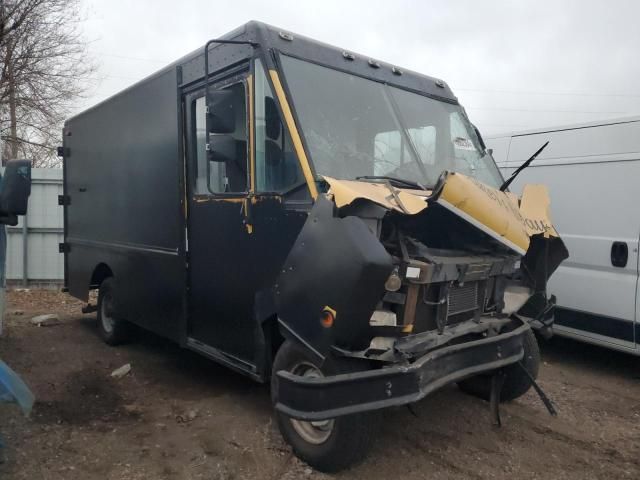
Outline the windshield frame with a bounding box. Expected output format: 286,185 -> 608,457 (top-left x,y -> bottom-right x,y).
273,51 -> 503,190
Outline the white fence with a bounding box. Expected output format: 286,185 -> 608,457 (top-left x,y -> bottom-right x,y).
5,168 -> 64,287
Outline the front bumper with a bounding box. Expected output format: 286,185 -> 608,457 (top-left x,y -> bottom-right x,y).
274,318 -> 530,421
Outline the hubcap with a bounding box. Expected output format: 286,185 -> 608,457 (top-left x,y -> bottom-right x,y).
101,293 -> 115,334
289,361 -> 335,445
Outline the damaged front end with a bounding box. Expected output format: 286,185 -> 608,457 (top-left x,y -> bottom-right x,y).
274,172 -> 568,420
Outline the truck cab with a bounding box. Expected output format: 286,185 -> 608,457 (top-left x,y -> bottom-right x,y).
61,22 -> 567,472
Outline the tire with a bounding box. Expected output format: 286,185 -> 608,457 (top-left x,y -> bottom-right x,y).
96,278 -> 131,346
457,327 -> 540,402
271,340 -> 378,472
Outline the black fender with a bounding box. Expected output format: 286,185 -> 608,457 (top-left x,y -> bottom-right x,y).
274,195 -> 393,361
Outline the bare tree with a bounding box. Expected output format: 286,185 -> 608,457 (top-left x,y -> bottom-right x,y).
0,0 -> 94,167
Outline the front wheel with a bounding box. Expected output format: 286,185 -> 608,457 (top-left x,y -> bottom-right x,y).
458,327 -> 540,402
271,340 -> 378,473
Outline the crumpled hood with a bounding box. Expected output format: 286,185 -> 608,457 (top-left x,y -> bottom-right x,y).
324,172 -> 560,257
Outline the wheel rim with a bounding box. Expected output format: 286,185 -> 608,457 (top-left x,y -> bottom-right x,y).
289,361 -> 335,445
101,292 -> 115,334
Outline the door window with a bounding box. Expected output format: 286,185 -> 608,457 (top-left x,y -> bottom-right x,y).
193,82 -> 248,194
254,59 -> 303,192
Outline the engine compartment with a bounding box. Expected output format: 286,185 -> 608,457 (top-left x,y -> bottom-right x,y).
350,201 -> 525,339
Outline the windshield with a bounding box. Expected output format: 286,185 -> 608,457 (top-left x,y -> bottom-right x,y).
280,55 -> 503,189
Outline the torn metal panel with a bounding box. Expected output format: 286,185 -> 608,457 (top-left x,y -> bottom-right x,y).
431,174 -> 568,294
519,184 -> 560,238
522,234 -> 569,293
434,173 -> 531,254
325,172 -> 562,257
323,176 -> 428,214
275,196 -> 393,359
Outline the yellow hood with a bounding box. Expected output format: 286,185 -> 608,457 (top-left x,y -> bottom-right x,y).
323,172 -> 559,256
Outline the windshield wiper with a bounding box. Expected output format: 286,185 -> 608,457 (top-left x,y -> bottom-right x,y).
355,175 -> 427,191
499,141 -> 549,191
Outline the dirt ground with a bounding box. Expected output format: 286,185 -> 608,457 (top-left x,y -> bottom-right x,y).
1,290 -> 639,480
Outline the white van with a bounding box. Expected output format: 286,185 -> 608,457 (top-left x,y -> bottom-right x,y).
487,116 -> 640,354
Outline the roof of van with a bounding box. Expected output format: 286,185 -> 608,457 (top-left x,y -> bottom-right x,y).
486,114 -> 640,139
68,21 -> 457,123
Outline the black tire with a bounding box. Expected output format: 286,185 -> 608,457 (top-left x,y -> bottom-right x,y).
271,340 -> 378,473
96,278 -> 131,346
458,328 -> 540,402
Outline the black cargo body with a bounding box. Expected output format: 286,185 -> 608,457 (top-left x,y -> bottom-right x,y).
63,68 -> 184,341
61,21 -> 459,379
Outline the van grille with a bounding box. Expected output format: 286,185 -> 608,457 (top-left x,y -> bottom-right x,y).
447,282 -> 479,316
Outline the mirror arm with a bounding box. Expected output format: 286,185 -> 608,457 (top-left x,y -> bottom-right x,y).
203,38 -> 259,114
203,39 -> 260,155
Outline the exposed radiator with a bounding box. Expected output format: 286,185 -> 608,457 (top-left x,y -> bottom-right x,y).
447,282 -> 479,316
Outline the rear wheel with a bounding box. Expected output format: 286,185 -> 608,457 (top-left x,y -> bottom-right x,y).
97,278 -> 131,346
458,327 -> 540,402
271,340 -> 378,473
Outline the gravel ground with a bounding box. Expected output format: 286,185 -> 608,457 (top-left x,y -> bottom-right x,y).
1,289 -> 639,479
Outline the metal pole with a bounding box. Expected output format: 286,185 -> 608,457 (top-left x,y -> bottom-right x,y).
21,208 -> 27,287
0,146 -> 4,335
0,224 -> 4,337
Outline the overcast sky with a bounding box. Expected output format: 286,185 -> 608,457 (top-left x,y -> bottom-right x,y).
78,0 -> 640,136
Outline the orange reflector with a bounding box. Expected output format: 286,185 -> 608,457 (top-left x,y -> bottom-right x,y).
320,306 -> 336,328
402,324 -> 414,333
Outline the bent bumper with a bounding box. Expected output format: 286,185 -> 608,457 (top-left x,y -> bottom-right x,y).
274,319 -> 529,421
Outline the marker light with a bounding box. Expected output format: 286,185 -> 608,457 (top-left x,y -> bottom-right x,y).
320,306 -> 336,328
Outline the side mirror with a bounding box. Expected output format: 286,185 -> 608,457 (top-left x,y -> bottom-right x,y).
206,90 -> 236,134
0,160 -> 31,225
487,148 -> 493,156
208,134 -> 239,163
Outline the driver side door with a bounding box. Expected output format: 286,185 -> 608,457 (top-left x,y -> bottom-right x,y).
183,68 -> 259,372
